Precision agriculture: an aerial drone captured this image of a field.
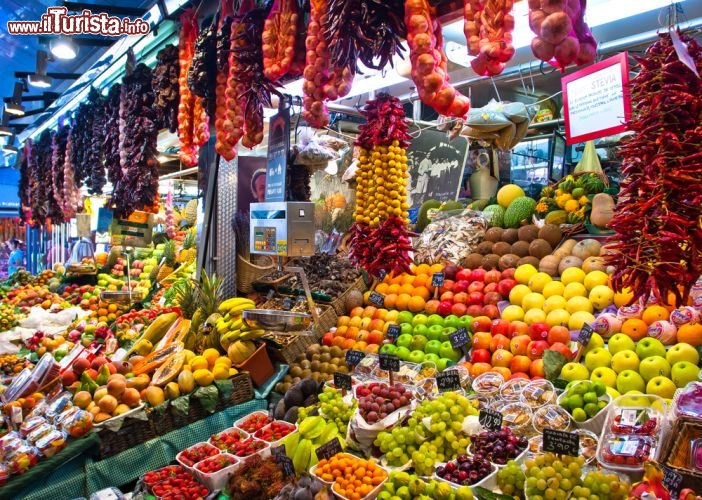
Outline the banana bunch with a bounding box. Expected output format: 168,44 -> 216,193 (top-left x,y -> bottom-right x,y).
285,416 -> 347,474
218,297 -> 256,315
216,297 -> 265,350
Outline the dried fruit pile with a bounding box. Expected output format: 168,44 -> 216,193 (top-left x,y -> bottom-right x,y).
607,32 -> 702,306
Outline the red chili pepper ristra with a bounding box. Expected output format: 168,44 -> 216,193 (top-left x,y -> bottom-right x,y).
606,31 -> 702,306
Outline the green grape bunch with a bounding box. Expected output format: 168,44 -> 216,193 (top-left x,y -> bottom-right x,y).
496,459 -> 526,498
318,386 -> 356,432
524,452 -> 585,500
572,470 -> 631,500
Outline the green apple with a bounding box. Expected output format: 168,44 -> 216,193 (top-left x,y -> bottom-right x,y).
412,314 -> 429,327
410,335 -> 428,352
605,386 -> 621,400
439,341 -> 462,362
671,361 -> 701,388
397,311 -> 414,325
636,337 -> 667,360
395,346 -> 411,361
582,332 -> 604,356
425,340 -> 442,356
424,353 -> 441,364
638,356 -> 671,382
666,342 -> 700,366
608,333 -> 636,355
396,334 -> 413,349
590,367 -> 618,388
560,362 -> 590,382
443,315 -> 461,329
618,392 -> 651,407
439,327 -> 457,343
427,314 -> 444,327
407,350 -> 426,364
436,358 -> 455,371
400,323 -> 414,336
611,350 -> 640,374
412,324 -> 429,338
379,343 -> 397,355
616,370 -> 646,394
457,315 -> 474,331
646,376 -> 677,399
426,325 -> 443,341
584,347 -> 612,372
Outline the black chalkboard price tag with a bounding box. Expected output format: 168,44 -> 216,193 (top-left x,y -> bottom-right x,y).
449,328 -> 470,349
379,353 -> 400,372
316,437 -> 342,461
543,428 -> 579,457
377,269 -> 387,280
436,370 -> 461,391
271,446 -> 295,477
661,465 -> 682,499
578,323 -> 594,346
431,272 -> 445,287
479,408 -> 503,431
333,372 -> 352,391
282,297 -> 293,310
386,324 -> 401,341
345,349 -> 366,366
368,291 -> 385,307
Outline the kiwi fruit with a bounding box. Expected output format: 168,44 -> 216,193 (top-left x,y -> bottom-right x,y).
518,256 -> 540,267
477,241 -> 495,255
529,239 -> 553,259
463,253 -> 484,269
319,353 -> 331,363
299,359 -> 311,370
502,228 -> 519,244
289,366 -> 303,378
498,254 -> 520,271
538,224 -> 563,247
482,254 -> 501,270
511,240 -> 531,257
310,360 -> 321,372
485,227 -> 504,243
517,224 -> 539,243
492,241 -> 512,256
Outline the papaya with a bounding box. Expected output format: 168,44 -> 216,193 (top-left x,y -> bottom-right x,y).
132,342 -> 184,375
150,352 -> 186,386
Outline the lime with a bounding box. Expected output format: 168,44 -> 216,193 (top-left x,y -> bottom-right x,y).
572,407 -> 587,422
583,391 -> 599,405
568,394 -> 584,409
592,380 -> 606,397
597,400 -> 608,410
584,402 -> 599,418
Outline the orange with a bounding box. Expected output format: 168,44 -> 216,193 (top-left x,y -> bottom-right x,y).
412,274 -> 429,288
336,326 -> 348,337
621,318 -> 649,341
332,336 -> 346,348
342,338 -> 356,349
400,283 -> 415,295
395,293 -> 411,311
401,274 -> 415,285
413,286 -> 431,301
375,283 -> 389,295
387,284 -> 401,295
416,263 -> 431,275
408,296 -> 426,313
677,322 -> 702,346
642,305 -> 669,325
429,263 -> 444,274
363,291 -> 371,304
383,294 -> 398,310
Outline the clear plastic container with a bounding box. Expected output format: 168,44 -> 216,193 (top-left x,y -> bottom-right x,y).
193,452 -> 239,491
607,395 -> 666,436
6,443 -> 40,474
234,411 -> 270,434
19,416 -> 48,438
45,393 -> 74,423
176,442 -> 219,469
143,465 -> 188,492
691,438 -> 702,471
432,461 -> 498,490
372,361 -> 420,385
35,428 -> 67,458
254,421 -> 297,448
229,437 -> 270,459
500,378 -> 531,402
673,381 -> 702,419
60,409 -> 94,438
354,354 -> 378,379
0,431 -> 23,461
472,372 -> 504,397
597,433 -> 657,470
209,427 -> 250,453
528,429 -> 599,465
0,463 -> 9,486
520,380 -> 557,409
26,422 -> 54,446
556,380 -> 612,433
532,405 -> 571,434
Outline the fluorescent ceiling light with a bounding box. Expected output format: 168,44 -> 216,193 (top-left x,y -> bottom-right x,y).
50,36 -> 78,60
0,112 -> 11,137
29,51 -> 53,88
5,82 -> 25,116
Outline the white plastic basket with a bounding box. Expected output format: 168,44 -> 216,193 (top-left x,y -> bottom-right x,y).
193,453 -> 239,491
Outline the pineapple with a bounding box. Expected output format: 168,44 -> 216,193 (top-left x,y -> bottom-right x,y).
172,278 -> 200,320
183,199 -> 198,226
178,229 -> 197,264
191,272 -> 223,353
156,240 -> 177,282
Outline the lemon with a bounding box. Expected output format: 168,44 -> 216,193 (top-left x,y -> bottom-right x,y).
213,365 -> 230,380
190,356 -> 209,371
614,287 -> 634,308
542,280 -> 565,298
193,369 -> 214,386
589,285 -> 615,310
214,356 -> 232,369
502,305 -> 525,322
181,349 -> 196,364
509,284 -> 532,306
569,311 -> 596,330
566,296 -> 594,314
528,272 -> 553,293
524,308 -> 547,325
202,348 -> 220,368
514,264 -> 538,285
561,267 -> 586,285
522,292 -> 546,311
228,368 -> 238,377
546,309 -> 571,327
563,282 -> 588,300
543,295 -> 568,314
584,271 -> 609,291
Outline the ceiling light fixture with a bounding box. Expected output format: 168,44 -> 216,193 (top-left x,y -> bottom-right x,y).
50,35 -> 78,60
28,51 -> 53,88
0,113 -> 11,137
2,135 -> 18,155
5,82 -> 25,116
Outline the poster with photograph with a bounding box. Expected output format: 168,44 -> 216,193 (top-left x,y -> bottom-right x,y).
237,156 -> 267,211
406,130 -> 469,208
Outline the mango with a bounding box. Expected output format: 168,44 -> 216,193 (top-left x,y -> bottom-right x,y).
177,371 -> 195,394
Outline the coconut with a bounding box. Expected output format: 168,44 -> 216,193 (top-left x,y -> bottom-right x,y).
502,228 -> 519,244
499,254 -> 520,271
345,290 -> 364,313
477,241 -> 495,255
529,239 -> 553,259
482,254 -> 501,270
492,242 -> 512,256
463,253 -> 484,270
518,256 -> 540,268
511,241 -> 531,257
485,227 -> 504,243
538,224 -> 563,248
517,225 -> 539,243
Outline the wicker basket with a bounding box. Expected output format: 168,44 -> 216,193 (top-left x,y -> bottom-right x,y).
237,254 -> 275,293
97,416 -> 158,460
315,304 -> 338,335
264,331 -> 320,365
660,417 -> 702,487
331,277 -> 368,316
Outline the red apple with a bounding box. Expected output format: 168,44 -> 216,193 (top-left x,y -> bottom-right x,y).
527,340 -> 550,360
510,355 -> 532,374
472,316 -> 493,333
497,279 -> 518,297
468,281 -> 485,293
444,265 -> 458,280
510,372 -> 530,380
529,322 -> 550,342
453,292 -> 468,304
456,269 -> 472,282
451,302 -> 468,316
483,292 -> 502,306
548,342 -> 574,360
481,304 -> 500,319
470,348 -> 491,363
490,319 -> 511,337
440,291 -> 455,303
468,292 -> 484,306
467,305 -> 484,317
322,332 -> 334,346
510,335 -> 532,356
501,268 -> 516,280
453,281 -> 469,294
490,334 -> 511,352
530,359 -> 545,378
440,280 -> 455,293
469,269 -> 486,283
437,301 -> 453,316
484,269 -> 502,284
509,321 -> 530,338
484,282 -> 498,294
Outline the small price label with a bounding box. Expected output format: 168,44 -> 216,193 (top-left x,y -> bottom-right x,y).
542,428 -> 579,457
368,291 -> 385,307
282,298 -> 293,310
479,408 -> 503,431
436,370 -> 461,391
578,323 -> 594,346
266,289 -> 275,300
377,269 -> 387,280
345,350 -> 366,366
316,437 -> 342,461
379,353 -> 400,372
661,464 -> 682,499
449,328 -> 470,349
333,372 -> 352,391
271,446 -> 295,477
431,272 -> 445,287
386,324 -> 401,341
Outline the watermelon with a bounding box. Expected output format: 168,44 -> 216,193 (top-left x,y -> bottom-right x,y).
482,205 -> 505,228
503,197 -> 537,228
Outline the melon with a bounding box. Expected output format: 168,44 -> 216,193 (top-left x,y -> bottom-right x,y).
572,239 -> 602,260
497,184 -> 526,208
503,197 -> 537,228
482,205 -> 506,228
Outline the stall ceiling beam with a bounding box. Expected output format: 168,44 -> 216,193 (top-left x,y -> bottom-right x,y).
9,108 -> 46,118
14,72 -> 81,80
3,93 -> 59,103
38,35 -> 115,47
63,2 -> 148,17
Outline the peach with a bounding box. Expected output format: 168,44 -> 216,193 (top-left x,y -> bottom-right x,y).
61,370 -> 77,386
98,395 -> 118,414
73,391 -> 92,410
113,404 -> 130,416
94,412 -> 112,423
121,388 -> 142,408
509,355 -> 532,374
91,356 -> 109,371
72,358 -> 90,375
107,378 -> 126,398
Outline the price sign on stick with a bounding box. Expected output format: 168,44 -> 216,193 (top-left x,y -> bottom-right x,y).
333,372 -> 352,391
542,428 -> 579,457
432,273 -> 445,287
661,464 -> 682,499
479,409 -> 503,431
578,324 -> 594,346
449,328 -> 469,349
368,291 -> 385,307
379,353 -> 400,372
316,437 -> 342,461
436,370 -> 461,391
345,350 -> 365,367
386,324 -> 401,341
